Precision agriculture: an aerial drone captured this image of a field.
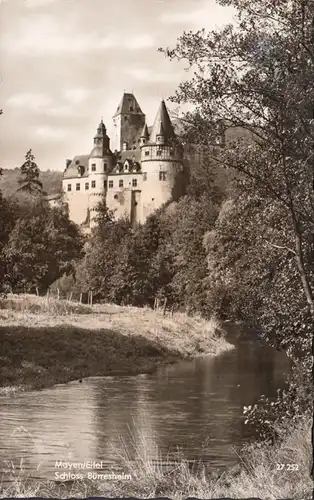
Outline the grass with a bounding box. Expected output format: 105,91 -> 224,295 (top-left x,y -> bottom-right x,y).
0,294 -> 233,393
0,418 -> 312,499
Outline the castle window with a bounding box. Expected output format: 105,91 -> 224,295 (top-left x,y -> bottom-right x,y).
67,184 -> 72,192
157,149 -> 162,156
130,106 -> 134,112
159,172 -> 166,181
104,180 -> 107,189
114,194 -> 119,200
109,180 -> 113,188
169,150 -> 173,156
124,115 -> 128,121
91,163 -> 96,172
91,180 -> 96,188
103,163 -> 107,171
119,179 -> 124,187
76,183 -> 80,191
85,182 -> 89,190
132,178 -> 137,187
145,151 -> 149,156
143,173 -> 147,181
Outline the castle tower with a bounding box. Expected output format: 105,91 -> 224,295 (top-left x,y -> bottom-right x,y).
139,123 -> 149,147
88,119 -> 113,228
111,93 -> 146,152
140,100 -> 183,223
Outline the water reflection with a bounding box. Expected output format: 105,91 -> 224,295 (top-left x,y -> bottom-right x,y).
0,337 -> 291,484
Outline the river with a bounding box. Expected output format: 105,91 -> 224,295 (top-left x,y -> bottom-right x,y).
0,332 -> 291,485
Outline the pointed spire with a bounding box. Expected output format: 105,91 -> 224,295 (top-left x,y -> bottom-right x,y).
149,100 -> 175,144
97,119 -> 106,136
91,119 -> 110,157
156,121 -> 165,137
140,123 -> 149,139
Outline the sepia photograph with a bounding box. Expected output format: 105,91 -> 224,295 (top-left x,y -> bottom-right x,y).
0,0 -> 313,498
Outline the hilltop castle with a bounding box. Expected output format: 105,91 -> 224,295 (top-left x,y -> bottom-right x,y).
61,93 -> 185,230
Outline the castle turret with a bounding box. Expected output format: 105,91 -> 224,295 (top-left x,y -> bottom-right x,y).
139,123 -> 149,146
88,119 -> 113,227
139,100 -> 183,223
111,93 -> 146,152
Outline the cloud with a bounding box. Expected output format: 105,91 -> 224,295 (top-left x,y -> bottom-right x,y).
126,34 -> 155,50
0,11 -> 156,57
160,1 -> 235,28
63,88 -> 89,104
124,68 -> 179,83
35,125 -> 68,140
24,0 -> 57,7
6,92 -> 52,110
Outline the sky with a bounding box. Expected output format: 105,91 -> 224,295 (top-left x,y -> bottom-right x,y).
0,0 -> 235,171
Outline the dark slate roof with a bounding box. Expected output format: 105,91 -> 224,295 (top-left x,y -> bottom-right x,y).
113,93 -> 144,117
111,159 -> 141,174
119,149 -> 141,163
149,100 -> 175,144
140,123 -> 149,139
63,155 -> 90,179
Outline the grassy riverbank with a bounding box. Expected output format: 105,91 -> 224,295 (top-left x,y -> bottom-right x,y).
1,417 -> 311,499
0,294 -> 233,394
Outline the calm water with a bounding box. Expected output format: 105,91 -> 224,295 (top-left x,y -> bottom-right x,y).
0,335 -> 291,484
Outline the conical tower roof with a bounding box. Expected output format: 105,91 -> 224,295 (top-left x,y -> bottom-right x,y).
140,123 -> 149,139
149,100 -> 175,144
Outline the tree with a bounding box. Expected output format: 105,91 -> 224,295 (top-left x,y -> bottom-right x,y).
84,197 -> 132,301
0,193 -> 16,294
3,197 -> 84,293
162,0 -> 314,438
17,149 -> 45,195
161,0 -> 314,318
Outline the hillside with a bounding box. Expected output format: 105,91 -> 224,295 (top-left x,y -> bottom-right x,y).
0,168 -> 63,198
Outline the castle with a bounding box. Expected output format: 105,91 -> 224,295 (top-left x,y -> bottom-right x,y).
61,93 -> 185,230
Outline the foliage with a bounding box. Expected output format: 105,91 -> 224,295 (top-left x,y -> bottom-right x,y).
17,149 -> 45,195
162,0 -> 314,437
0,167 -> 62,198
2,196 -> 84,293
84,198 -> 133,301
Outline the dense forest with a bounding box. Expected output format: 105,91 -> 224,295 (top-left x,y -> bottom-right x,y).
0,167 -> 62,198
0,0 -> 313,449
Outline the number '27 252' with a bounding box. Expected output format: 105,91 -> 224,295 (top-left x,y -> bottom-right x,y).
276,463 -> 299,471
